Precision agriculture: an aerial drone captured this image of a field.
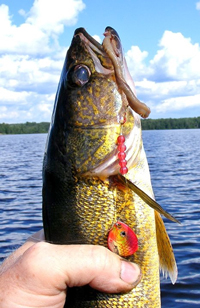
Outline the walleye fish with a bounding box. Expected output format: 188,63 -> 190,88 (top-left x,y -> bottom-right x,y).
42,26 -> 178,308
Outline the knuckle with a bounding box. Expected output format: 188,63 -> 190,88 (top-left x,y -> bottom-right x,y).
89,245 -> 113,273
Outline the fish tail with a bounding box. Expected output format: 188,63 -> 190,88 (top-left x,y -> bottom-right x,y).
155,211 -> 178,284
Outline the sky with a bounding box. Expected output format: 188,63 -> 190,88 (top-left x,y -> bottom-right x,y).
0,0 -> 200,123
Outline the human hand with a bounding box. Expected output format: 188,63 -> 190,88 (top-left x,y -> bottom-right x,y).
0,230 -> 141,308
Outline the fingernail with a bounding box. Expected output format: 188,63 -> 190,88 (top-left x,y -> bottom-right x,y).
120,260 -> 141,286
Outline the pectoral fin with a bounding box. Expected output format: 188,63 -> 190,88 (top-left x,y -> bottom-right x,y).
155,211 -> 178,284
117,174 -> 180,224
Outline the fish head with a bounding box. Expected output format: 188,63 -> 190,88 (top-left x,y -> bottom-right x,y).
45,27 -> 141,180
52,27 -> 127,128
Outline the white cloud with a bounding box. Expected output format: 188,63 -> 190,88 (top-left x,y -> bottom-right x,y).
92,35 -> 101,43
0,4 -> 10,28
149,31 -> 200,81
196,2 -> 200,10
0,0 -> 85,55
0,107 -> 19,121
0,87 -> 54,122
0,87 -> 30,103
125,30 -> 200,117
155,94 -> 200,113
0,54 -> 62,94
26,0 -> 85,34
125,46 -> 149,80
0,5 -> 50,55
18,9 -> 26,17
0,0 -> 85,123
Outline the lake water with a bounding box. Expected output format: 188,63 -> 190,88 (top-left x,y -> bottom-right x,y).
0,129 -> 200,307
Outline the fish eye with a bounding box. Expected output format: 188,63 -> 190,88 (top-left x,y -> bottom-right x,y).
66,65 -> 91,87
120,231 -> 126,237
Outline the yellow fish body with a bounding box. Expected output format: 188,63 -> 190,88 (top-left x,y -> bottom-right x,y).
42,27 -> 177,308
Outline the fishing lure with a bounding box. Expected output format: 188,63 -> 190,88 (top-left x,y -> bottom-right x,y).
108,221 -> 138,257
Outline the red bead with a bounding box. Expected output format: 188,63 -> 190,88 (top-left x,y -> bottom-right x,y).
120,167 -> 128,174
118,152 -> 126,160
117,133 -> 128,175
119,159 -> 127,167
117,135 -> 125,144
118,144 -> 126,152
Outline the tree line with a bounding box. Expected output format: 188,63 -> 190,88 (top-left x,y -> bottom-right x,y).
0,118 -> 199,134
0,122 -> 50,134
141,117 -> 200,130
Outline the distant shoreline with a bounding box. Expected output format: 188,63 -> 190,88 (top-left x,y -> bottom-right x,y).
141,116 -> 200,130
0,117 -> 199,134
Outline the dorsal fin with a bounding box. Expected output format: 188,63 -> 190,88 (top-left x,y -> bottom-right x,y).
155,211 -> 178,284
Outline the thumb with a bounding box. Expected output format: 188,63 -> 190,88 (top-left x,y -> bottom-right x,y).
63,245 -> 141,293
24,242 -> 141,294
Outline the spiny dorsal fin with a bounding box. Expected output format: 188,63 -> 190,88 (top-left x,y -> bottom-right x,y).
155,211 -> 178,284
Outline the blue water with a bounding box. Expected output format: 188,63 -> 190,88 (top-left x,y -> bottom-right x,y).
0,129 -> 200,307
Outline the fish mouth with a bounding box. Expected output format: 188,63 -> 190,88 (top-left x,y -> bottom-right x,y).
73,27 -> 114,74
74,27 -> 104,53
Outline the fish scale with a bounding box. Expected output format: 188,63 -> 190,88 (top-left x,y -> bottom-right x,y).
43,26 -> 177,307
63,171 -> 160,307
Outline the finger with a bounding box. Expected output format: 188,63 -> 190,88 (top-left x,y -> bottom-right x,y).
0,230 -> 45,273
21,242 -> 141,294
63,245 -> 141,292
